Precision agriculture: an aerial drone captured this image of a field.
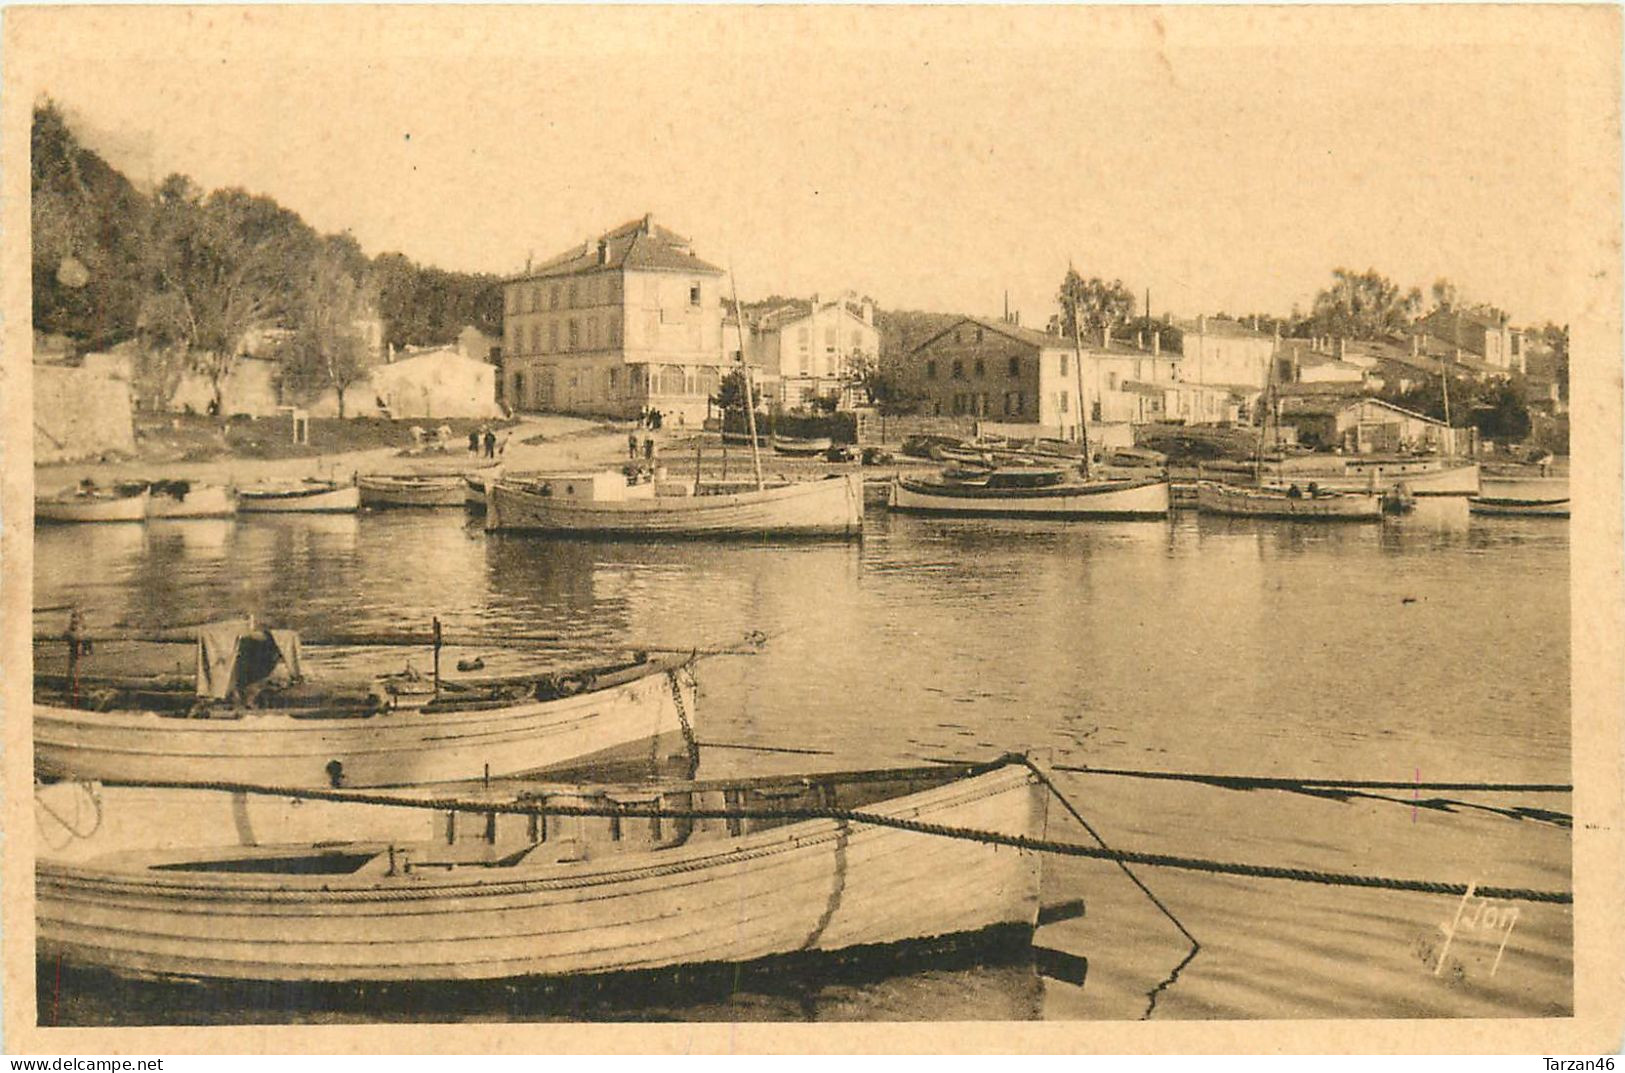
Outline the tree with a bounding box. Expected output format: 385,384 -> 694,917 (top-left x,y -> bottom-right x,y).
712,368 -> 751,413
1430,277 -> 1459,312
1472,381 -> 1533,443
139,178 -> 320,415
1307,268 -> 1422,340
1056,269 -> 1135,342
31,100 -> 149,349
275,237 -> 375,418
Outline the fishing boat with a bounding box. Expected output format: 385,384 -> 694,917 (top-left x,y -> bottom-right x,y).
35,485 -> 149,524
771,435 -> 834,457
35,757 -> 1046,984
358,473 -> 467,509
486,470 -> 864,538
143,480 -> 237,519
464,473 -> 489,511
1469,476 -> 1570,518
891,467 -> 1170,519
238,478 -> 359,514
34,622 -> 700,789
1195,480 -> 1383,520
1263,458 -> 1481,497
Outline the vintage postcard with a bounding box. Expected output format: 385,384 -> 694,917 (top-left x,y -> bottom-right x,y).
2,4 -> 1621,1055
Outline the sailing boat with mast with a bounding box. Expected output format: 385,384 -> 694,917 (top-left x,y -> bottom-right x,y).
1197,342 -> 1383,521
486,272 -> 862,539
889,301 -> 1170,519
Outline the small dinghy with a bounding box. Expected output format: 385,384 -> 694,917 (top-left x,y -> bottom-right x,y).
238,478 -> 359,514
36,484 -> 149,524
358,473 -> 466,509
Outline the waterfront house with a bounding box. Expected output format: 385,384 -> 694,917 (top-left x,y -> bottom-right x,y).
743,292 -> 879,411
1175,315 -> 1276,389
1413,308 -> 1525,374
1277,393 -> 1467,454
371,345 -> 503,420
502,215 -> 728,424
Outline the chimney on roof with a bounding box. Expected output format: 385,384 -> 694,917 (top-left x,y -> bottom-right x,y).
1135,330 -> 1144,350
1014,311 -> 1020,327
1251,315 -> 1259,331
861,298 -> 874,325
597,239 -> 609,266
1101,324 -> 1111,349
1337,337 -> 1346,360
812,292 -> 821,310
525,251 -> 533,274
1197,314 -> 1207,334
1152,331 -> 1161,357
641,213 -> 653,234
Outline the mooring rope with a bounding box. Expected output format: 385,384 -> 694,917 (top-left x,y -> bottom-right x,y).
667,664 -> 701,777
1050,764 -> 1571,794
1018,757 -> 1199,1019
91,774 -> 1572,905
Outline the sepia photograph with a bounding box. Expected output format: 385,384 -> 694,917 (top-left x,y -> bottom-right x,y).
2,4 -> 1620,1054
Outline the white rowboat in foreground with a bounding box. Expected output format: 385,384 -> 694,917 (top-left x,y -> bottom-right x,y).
36,759 -> 1046,984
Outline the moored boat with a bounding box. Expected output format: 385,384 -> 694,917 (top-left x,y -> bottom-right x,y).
486,470 -> 863,539
464,473 -> 488,511
771,435 -> 834,457
35,485 -> 149,524
358,473 -> 467,509
890,467 -> 1170,519
34,622 -> 700,789
143,481 -> 237,519
35,757 -> 1045,984
1264,459 -> 1481,497
1467,496 -> 1570,517
1195,480 -> 1383,521
238,478 -> 359,514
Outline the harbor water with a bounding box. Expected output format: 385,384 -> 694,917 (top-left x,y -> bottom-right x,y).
33,497 -> 1571,1023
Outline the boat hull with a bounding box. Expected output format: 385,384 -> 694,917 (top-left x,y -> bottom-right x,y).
1267,462 -> 1480,496
772,437 -> 833,457
487,473 -> 863,538
358,475 -> 466,509
238,483 -> 360,514
36,763 -> 1045,983
146,485 -> 237,519
34,659 -> 698,789
1196,481 -> 1382,520
1468,496 -> 1570,517
36,491 -> 149,524
889,476 -> 1170,519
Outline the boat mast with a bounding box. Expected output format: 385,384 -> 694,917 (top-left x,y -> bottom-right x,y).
1439,359 -> 1453,458
730,269 -> 766,492
1070,301 -> 1092,480
1254,346 -> 1275,484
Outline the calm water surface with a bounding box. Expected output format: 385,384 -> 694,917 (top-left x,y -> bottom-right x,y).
34,498 -> 1571,1023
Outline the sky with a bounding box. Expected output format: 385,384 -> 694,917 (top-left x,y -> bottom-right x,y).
14,6 -> 1607,327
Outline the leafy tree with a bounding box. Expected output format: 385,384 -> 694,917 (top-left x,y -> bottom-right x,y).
1056,269 -> 1136,342
1378,372 -> 1476,426
275,237 -> 376,417
31,100 -> 148,348
1307,268 -> 1421,340
846,353 -> 922,415
1472,381 -> 1533,443
712,368 -> 751,413
139,177 -> 319,414
1430,278 -> 1459,312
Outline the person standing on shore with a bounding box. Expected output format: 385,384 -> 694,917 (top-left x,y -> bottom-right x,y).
483,429 -> 497,459
469,429 -> 480,456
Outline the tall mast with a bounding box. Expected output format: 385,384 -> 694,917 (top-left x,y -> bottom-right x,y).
729,268 -> 765,492
1071,303 -> 1092,480
1439,358 -> 1453,457
1254,345 -> 1274,484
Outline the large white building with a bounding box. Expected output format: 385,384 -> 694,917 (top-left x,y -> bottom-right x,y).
502,215 -> 727,424
744,292 -> 879,410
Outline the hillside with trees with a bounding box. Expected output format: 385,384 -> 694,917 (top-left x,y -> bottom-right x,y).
31,99 -> 503,413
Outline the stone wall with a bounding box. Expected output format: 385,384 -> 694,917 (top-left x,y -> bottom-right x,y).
34,365 -> 136,463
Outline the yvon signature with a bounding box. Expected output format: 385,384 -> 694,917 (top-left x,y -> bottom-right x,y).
1435,882 -> 1520,977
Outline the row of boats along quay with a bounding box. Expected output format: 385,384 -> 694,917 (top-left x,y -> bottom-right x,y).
29,400 -> 1573,1025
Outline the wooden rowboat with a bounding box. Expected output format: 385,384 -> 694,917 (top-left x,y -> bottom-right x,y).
1262,460 -> 1480,497
771,435 -> 834,457
1195,480 -> 1382,521
35,487 -> 149,524
144,481 -> 237,519
358,473 -> 466,509
35,758 -> 1046,984
890,469 -> 1170,519
486,470 -> 863,539
238,479 -> 359,514
1468,495 -> 1570,518
34,634 -> 700,789
464,473 -> 488,511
